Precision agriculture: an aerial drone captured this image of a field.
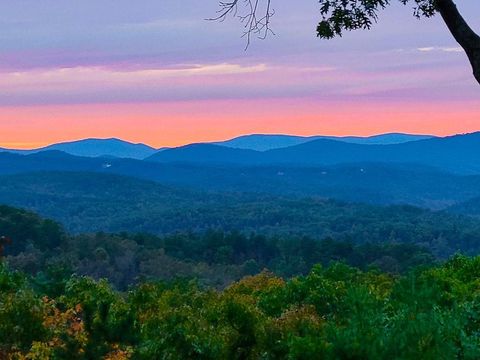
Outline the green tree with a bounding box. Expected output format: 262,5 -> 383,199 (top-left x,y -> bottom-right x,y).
0,264 -> 47,354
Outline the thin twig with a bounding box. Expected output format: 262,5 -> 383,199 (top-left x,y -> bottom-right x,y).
208,0 -> 275,49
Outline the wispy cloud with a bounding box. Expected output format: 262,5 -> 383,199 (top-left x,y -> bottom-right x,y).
0,63 -> 268,92
417,46 -> 463,53
2,63 -> 267,82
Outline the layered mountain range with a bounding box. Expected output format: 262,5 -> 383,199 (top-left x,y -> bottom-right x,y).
1,132 -> 434,159
148,132 -> 480,174
4,132 -> 477,175
2,131 -> 480,220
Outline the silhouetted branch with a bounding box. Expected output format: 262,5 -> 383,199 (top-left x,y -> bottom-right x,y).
209,0 -> 275,49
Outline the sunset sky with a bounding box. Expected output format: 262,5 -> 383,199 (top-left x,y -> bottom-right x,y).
0,1 -> 479,149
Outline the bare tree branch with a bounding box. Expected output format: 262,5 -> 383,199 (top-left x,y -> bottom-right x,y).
209,0 -> 275,49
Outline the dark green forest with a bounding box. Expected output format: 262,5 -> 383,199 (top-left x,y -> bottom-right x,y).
2,172 -> 480,258
1,205 -> 434,289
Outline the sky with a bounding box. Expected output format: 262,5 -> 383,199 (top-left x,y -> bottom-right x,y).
0,1 -> 479,149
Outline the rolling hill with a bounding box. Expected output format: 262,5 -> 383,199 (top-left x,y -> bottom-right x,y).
148,132 -> 480,174
215,133 -> 435,151
0,138 -> 157,159
1,171 -> 480,259
0,133 -> 434,159
147,143 -> 260,164
2,151 -> 480,209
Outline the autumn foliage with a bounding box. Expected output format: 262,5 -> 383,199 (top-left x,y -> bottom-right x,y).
2,255 -> 480,358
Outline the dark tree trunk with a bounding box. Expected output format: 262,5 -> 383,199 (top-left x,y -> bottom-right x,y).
436,0 -> 480,84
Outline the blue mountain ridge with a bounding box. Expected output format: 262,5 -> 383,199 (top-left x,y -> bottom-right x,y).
147,132 -> 480,174
0,133 -> 434,159
0,138 -> 157,160
214,133 -> 435,151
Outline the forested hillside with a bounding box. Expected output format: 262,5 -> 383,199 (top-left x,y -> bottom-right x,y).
448,196 -> 480,217
2,0 -> 479,357
3,157 -> 480,210
1,174 -> 480,258
1,205 -> 434,289
0,205 -> 478,358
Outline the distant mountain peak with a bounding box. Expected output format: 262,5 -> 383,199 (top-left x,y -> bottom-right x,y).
0,138 -> 158,160
213,133 -> 436,151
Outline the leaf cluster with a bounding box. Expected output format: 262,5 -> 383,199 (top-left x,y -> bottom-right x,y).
317,0 -> 437,39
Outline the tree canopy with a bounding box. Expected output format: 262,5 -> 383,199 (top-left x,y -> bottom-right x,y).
4,255 -> 480,358
215,0 -> 480,84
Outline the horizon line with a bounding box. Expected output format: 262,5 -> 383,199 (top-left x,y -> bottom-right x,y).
1,130 -> 474,151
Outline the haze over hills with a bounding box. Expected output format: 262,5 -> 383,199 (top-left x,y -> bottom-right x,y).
3,150 -> 480,209
147,143 -> 260,164
1,131 -> 480,212
148,132 -> 480,174
448,196 -> 480,217
0,132 -> 434,159
1,171 -> 480,255
215,133 -> 435,151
